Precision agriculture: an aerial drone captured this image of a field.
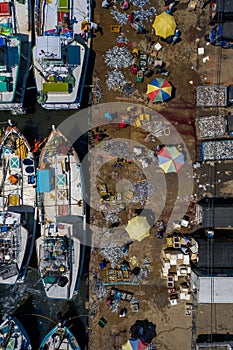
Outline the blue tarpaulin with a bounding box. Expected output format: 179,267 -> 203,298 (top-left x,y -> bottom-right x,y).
68,45 -> 80,65
0,38 -> 5,47
37,169 -> 55,193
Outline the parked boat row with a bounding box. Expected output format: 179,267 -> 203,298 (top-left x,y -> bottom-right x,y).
0,0 -> 91,114
0,123 -> 86,301
0,315 -> 81,349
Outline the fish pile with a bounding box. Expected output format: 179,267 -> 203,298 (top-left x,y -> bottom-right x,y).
93,283 -> 108,300
100,242 -> 128,267
116,34 -> 129,44
102,140 -> 131,158
196,86 -> 227,107
133,7 -> 156,24
106,69 -> 127,90
110,7 -> 129,25
198,115 -> 226,138
104,46 -> 133,69
130,0 -> 150,6
202,140 -> 233,160
122,83 -> 136,96
133,180 -> 154,202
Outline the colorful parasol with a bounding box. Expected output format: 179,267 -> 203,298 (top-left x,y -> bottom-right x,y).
157,146 -> 185,173
122,339 -> 149,350
152,12 -> 176,39
146,78 -> 172,103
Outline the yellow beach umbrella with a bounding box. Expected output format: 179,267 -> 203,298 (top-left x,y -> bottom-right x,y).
125,216 -> 150,242
152,12 -> 176,39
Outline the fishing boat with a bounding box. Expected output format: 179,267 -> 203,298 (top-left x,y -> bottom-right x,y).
0,123 -> 36,208
32,0 -> 91,109
0,124 -> 36,284
0,315 -> 32,349
36,125 -> 86,299
39,323 -> 80,350
0,0 -> 32,114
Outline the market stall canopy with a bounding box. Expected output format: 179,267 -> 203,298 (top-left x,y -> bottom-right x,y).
125,216 -> 150,241
146,78 -> 172,103
157,146 -> 185,173
152,12 -> 176,39
122,339 -> 149,350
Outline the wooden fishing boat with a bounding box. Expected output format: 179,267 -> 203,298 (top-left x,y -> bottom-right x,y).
0,123 -> 36,208
36,125 -> 86,299
39,323 -> 80,350
33,0 -> 91,109
0,123 -> 36,284
0,0 -> 32,114
0,316 -> 32,349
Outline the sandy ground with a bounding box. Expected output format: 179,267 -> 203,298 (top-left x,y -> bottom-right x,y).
87,0 -> 233,349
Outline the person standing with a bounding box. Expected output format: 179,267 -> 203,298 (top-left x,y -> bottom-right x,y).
89,21 -> 98,31
128,11 -> 134,25
164,0 -> 176,11
102,0 -> 110,8
171,28 -> 180,45
121,0 -> 129,10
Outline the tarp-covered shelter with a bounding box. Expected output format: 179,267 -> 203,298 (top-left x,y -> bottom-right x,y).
191,271 -> 233,304
192,228 -> 233,270
212,0 -> 233,23
196,197 -> 233,228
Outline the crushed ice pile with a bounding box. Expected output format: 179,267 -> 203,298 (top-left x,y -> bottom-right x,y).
104,46 -> 133,69
106,69 -> 127,90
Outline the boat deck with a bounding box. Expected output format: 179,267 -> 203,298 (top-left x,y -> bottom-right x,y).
14,0 -> 31,35
33,0 -> 91,109
0,128 -> 36,208
0,0 -> 31,110
36,222 -> 81,299
42,0 -> 90,34
36,128 -> 85,299
0,211 -> 28,285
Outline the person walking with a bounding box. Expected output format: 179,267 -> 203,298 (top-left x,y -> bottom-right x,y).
89,21 -> 103,35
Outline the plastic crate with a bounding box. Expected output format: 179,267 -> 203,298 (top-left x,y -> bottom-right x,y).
110,25 -> 121,33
